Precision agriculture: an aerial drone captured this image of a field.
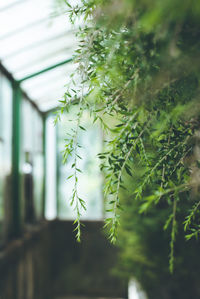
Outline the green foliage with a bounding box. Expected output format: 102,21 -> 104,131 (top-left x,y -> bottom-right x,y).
56,0 -> 200,270
115,181 -> 200,299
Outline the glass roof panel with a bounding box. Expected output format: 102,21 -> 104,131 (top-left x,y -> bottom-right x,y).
26,76 -> 69,100
0,0 -> 80,112
0,0 -> 58,39
0,0 -> 27,13
0,16 -> 75,58
21,63 -> 76,93
34,71 -> 81,112
7,50 -> 73,80
2,31 -> 75,60
35,90 -> 66,112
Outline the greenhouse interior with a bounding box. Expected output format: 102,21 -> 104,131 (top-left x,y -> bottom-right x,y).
0,0 -> 200,299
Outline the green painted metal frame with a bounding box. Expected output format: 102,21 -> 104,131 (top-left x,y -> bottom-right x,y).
56,123 -> 60,218
42,115 -> 47,219
18,58 -> 72,219
12,81 -> 22,237
18,58 -> 73,82
0,55 -> 73,235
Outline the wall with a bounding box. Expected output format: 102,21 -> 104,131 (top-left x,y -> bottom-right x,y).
0,221 -> 128,299
51,221 -> 128,299
0,222 -> 52,299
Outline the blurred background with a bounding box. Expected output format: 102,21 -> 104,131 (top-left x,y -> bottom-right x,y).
1,1 -> 200,299
0,0 -> 128,298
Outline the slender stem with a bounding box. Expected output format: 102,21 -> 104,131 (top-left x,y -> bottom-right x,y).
110,126 -> 146,242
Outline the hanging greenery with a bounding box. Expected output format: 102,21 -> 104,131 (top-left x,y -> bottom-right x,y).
55,0 -> 200,270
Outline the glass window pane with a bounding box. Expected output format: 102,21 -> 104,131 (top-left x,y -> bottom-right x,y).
33,110 -> 44,220
20,99 -> 44,224
45,115 -> 57,220
57,107 -> 103,220
20,99 -> 34,225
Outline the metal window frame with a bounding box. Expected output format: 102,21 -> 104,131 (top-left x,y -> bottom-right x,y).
0,55 -> 72,236
12,81 -> 22,236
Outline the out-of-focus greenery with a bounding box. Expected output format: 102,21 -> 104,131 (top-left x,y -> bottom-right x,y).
115,167 -> 200,298
56,0 -> 200,273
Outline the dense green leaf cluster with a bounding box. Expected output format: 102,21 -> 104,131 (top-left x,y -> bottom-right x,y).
116,184 -> 200,298
56,0 -> 200,269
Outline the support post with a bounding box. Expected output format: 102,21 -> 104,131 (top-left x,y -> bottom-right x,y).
12,81 -> 22,237
56,124 -> 60,218
42,115 -> 46,219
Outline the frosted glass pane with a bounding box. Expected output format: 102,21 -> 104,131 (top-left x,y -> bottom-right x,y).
20,99 -> 44,222
57,108 -> 103,220
0,0 -> 55,38
20,99 -> 34,224
0,15 -> 75,59
33,111 -> 44,220
6,46 -> 74,75
21,100 -> 34,152
0,0 -> 26,11
33,153 -> 44,219
0,0 -> 80,112
45,115 -> 57,220
27,77 -> 69,100
14,53 -> 73,81
21,63 -> 76,95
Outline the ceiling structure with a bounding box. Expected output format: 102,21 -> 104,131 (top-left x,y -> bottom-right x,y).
0,0 -> 79,112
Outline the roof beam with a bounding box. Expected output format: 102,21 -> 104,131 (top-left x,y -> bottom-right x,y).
0,62 -> 43,114
14,47 -> 73,73
18,58 -> 73,82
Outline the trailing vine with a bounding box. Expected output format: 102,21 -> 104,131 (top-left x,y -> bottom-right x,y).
55,0 -> 200,271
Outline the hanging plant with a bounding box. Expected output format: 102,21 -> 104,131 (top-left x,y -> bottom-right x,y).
55,0 -> 200,271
